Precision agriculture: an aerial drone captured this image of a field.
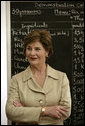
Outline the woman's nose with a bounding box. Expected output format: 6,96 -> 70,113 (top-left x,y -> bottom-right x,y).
30,49 -> 36,55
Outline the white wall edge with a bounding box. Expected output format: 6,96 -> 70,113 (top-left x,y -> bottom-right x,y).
1,1 -> 11,125
6,1 -> 11,125
1,1 -> 7,125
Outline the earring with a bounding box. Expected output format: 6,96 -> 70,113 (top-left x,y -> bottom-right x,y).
46,55 -> 48,58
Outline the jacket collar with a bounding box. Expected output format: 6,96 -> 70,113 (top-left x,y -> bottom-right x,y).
46,65 -> 59,80
23,66 -> 33,82
22,64 -> 59,94
23,64 -> 59,82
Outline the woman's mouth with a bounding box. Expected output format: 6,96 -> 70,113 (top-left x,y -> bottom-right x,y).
30,57 -> 38,60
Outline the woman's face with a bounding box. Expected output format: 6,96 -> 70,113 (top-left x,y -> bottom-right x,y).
26,41 -> 48,66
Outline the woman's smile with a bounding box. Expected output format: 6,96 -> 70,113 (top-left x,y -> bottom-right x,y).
30,57 -> 38,61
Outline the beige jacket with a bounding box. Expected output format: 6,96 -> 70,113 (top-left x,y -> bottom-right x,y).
6,64 -> 71,125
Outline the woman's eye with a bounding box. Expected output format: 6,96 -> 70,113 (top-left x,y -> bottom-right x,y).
26,47 -> 41,51
26,47 -> 31,50
35,48 -> 41,51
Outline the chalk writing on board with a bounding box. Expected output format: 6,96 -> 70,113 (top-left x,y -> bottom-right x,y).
21,22 -> 48,28
12,8 -> 41,17
35,2 -> 84,8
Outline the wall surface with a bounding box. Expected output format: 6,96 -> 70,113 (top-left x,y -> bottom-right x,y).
1,1 -> 7,125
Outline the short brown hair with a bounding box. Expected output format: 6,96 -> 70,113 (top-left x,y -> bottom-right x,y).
23,29 -> 53,58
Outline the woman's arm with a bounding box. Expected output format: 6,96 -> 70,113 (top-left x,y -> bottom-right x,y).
41,105 -> 69,119
13,101 -> 68,119
13,73 -> 71,121
6,76 -> 42,123
58,73 -> 71,119
41,73 -> 71,120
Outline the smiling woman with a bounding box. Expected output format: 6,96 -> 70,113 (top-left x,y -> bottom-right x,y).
26,42 -> 48,66
6,30 -> 71,125
23,30 -> 53,87
23,30 -> 53,58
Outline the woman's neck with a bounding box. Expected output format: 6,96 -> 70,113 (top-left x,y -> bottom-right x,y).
30,63 -> 47,74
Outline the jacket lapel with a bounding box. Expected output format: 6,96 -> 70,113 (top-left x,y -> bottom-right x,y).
27,78 -> 46,94
22,65 -> 59,94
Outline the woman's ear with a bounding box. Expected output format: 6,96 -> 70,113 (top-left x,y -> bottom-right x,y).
45,51 -> 49,58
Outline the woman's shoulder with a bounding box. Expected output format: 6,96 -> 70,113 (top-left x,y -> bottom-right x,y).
48,65 -> 65,74
11,66 -> 30,80
47,65 -> 67,80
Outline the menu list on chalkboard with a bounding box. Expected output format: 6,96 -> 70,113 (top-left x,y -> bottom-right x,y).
11,1 -> 84,125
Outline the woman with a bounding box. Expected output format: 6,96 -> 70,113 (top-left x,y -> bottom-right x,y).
6,30 -> 71,125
